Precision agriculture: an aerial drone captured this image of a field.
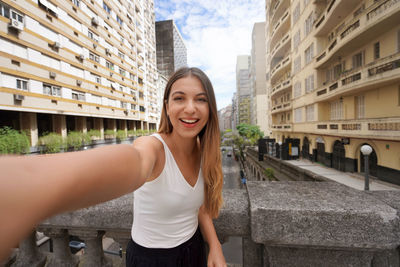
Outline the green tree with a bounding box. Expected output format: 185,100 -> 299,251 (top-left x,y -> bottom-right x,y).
0,127 -> 30,154
236,123 -> 264,145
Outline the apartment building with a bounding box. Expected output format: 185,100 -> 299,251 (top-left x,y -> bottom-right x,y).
250,22 -> 269,135
0,0 -> 160,147
155,19 -> 187,78
266,0 -> 400,184
236,55 -> 251,125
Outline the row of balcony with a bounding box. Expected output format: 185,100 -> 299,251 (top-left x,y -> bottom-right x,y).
270,9 -> 290,49
270,30 -> 291,60
271,102 -> 292,114
271,54 -> 291,81
271,75 -> 291,98
271,117 -> 400,139
315,0 -> 400,68
316,51 -> 400,101
294,117 -> 400,140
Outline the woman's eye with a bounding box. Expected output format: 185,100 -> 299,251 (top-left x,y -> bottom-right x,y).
173,97 -> 183,101
197,98 -> 208,102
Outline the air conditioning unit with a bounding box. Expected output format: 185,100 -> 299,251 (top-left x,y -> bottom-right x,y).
93,43 -> 97,48
49,72 -> 56,78
14,94 -> 25,101
76,80 -> 82,86
105,48 -> 110,55
9,18 -> 24,31
78,54 -> 85,61
124,109 -> 129,115
53,42 -> 61,49
91,17 -> 99,26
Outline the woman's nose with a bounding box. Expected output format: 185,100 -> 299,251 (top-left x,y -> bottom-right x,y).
184,100 -> 196,113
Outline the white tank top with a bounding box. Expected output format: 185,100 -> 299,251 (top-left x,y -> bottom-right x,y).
131,133 -> 204,248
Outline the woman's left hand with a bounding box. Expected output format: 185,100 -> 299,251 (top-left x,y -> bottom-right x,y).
207,244 -> 227,267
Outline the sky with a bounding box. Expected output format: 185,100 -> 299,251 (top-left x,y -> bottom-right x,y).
154,0 -> 266,110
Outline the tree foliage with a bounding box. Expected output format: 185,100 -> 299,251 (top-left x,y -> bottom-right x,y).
236,123 -> 264,145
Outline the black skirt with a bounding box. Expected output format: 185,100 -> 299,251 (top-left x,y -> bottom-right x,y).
126,227 -> 207,267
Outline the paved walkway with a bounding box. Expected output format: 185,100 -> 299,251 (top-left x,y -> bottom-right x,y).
286,159 -> 400,191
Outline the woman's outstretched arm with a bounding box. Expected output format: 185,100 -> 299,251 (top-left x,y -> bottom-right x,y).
0,137 -> 158,261
198,205 -> 227,267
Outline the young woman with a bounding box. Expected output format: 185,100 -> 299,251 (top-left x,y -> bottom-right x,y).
0,67 -> 226,266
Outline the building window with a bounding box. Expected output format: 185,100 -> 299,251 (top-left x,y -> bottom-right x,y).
0,2 -> 10,19
130,73 -> 136,80
293,30 -> 301,50
91,73 -> 101,84
16,78 -> 28,90
356,95 -> 365,119
118,51 -> 125,60
103,2 -> 111,14
72,90 -> 85,101
306,105 -> 314,121
88,30 -> 99,42
11,9 -> 23,23
374,42 -> 380,60
43,84 -> 61,96
352,52 -> 363,69
330,100 -> 343,120
305,43 -> 314,65
294,108 -> 302,123
294,81 -> 302,98
119,68 -> 126,76
89,52 -> 100,63
304,13 -> 314,36
139,91 -> 144,98
71,0 -> 80,7
116,15 -> 123,25
293,3 -> 300,24
131,103 -> 136,110
106,60 -> 114,70
293,56 -> 301,74
121,101 -> 127,108
139,106 -> 145,112
305,74 -> 314,93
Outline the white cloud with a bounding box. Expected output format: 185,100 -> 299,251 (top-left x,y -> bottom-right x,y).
154,0 -> 265,110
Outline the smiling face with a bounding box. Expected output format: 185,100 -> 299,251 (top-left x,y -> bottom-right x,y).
165,75 -> 210,139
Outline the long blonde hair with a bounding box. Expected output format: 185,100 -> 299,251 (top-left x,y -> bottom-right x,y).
158,67 -> 223,218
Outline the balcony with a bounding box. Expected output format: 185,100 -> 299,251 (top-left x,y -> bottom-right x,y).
293,117 -> 400,140
270,10 -> 290,50
270,0 -> 289,29
314,0 -> 361,36
270,30 -> 291,61
271,101 -> 292,115
316,52 -> 400,101
271,72 -> 291,97
315,0 -> 400,69
271,54 -> 291,81
271,123 -> 292,131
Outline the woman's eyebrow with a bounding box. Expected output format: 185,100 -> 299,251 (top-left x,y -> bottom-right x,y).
171,91 -> 185,96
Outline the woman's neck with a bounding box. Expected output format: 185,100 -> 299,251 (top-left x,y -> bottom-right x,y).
166,131 -> 198,156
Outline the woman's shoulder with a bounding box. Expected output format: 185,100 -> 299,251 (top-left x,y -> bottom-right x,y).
133,135 -> 163,149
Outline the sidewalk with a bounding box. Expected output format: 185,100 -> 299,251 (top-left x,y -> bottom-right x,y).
286,159 -> 400,191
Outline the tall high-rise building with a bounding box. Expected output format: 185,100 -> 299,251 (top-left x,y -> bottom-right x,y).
236,55 -> 251,125
155,20 -> 187,78
0,0 -> 160,147
266,0 -> 400,183
250,22 -> 269,136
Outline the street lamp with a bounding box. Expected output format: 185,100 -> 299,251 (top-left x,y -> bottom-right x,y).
361,144 -> 373,191
278,141 -> 282,160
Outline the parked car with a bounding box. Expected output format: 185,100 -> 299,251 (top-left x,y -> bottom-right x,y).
69,241 -> 86,254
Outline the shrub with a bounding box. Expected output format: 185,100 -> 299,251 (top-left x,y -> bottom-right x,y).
136,129 -> 144,136
38,133 -> 64,154
67,131 -> 84,151
104,129 -> 116,139
0,127 -> 30,154
264,168 -> 275,181
87,129 -> 101,140
116,130 -> 127,142
127,130 -> 135,137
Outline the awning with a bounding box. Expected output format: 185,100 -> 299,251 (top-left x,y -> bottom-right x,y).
39,0 -> 59,17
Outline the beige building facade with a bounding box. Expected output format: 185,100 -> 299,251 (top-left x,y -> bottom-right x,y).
236,55 -> 251,125
0,0 -> 160,147
266,0 -> 400,184
251,22 -> 269,136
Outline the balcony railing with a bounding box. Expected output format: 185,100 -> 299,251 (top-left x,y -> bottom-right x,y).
316,52 -> 400,99
271,54 -> 291,78
293,117 -> 400,139
315,0 -> 400,67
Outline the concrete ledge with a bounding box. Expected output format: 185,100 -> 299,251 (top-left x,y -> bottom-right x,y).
247,181 -> 399,249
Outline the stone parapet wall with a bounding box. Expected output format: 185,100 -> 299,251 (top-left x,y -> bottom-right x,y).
9,183 -> 400,267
